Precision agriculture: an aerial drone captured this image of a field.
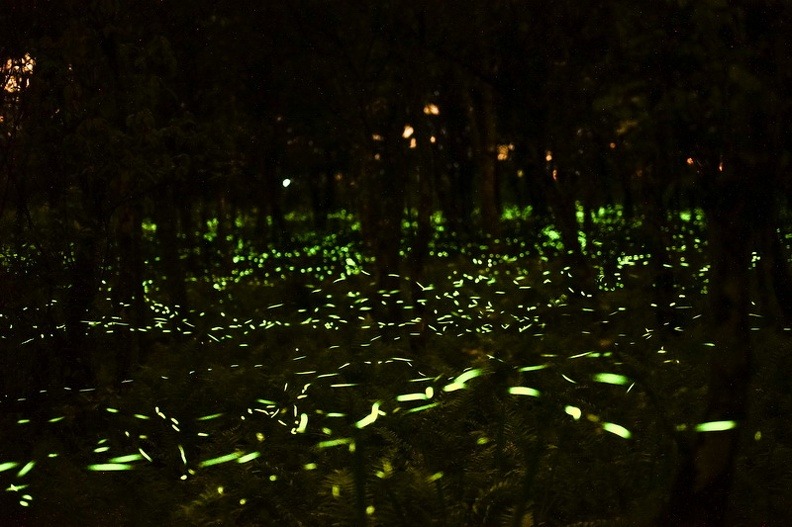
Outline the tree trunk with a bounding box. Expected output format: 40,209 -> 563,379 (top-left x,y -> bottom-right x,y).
360,137 -> 405,327
114,202 -> 145,378
438,82 -> 475,234
180,197 -> 198,273
158,194 -> 188,314
542,159 -> 596,296
753,179 -> 792,323
409,113 -> 435,352
468,84 -> 501,237
641,164 -> 679,331
660,159 -> 753,526
477,84 -> 500,238
60,230 -> 101,387
261,151 -> 285,243
766,226 -> 792,320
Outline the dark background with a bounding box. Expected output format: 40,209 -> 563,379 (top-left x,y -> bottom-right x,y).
2,1 -> 792,525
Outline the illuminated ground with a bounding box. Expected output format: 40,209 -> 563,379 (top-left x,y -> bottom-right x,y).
1,207 -> 790,526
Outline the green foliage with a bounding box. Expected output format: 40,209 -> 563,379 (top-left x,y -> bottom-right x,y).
2,208 -> 789,525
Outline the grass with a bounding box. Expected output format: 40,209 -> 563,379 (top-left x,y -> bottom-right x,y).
0,206 -> 790,526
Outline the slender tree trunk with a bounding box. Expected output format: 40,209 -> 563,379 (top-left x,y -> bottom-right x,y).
13,169 -> 27,252
641,164 -> 678,331
468,84 -> 501,237
477,84 -> 500,237
409,113 -> 435,352
438,82 -> 475,234
660,159 -> 753,526
60,230 -> 101,387
158,194 -> 188,314
114,202 -> 145,378
180,197 -> 198,272
542,159 -> 596,296
360,137 -> 405,327
767,226 -> 792,320
754,175 -> 792,323
262,152 -> 285,243
311,167 -> 334,231
376,148 -> 405,325
514,146 -> 549,219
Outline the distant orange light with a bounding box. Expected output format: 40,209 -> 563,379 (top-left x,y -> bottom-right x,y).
402,125 -> 414,139
409,138 -> 417,149
497,144 -> 513,161
718,161 -> 723,172
545,151 -> 553,162
686,157 -> 694,166
429,135 -> 436,144
423,103 -> 440,115
552,168 -> 558,181
2,53 -> 35,93
609,142 -> 616,149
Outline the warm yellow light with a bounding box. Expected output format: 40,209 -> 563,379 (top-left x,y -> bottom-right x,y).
409,137 -> 417,149
371,134 -> 383,141
429,136 -> 436,144
497,144 -> 512,161
545,151 -> 553,162
402,125 -> 414,139
686,157 -> 694,166
423,103 -> 440,115
2,53 -> 35,93
609,142 -> 616,149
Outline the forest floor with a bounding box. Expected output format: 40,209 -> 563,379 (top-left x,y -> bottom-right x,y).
1,209 -> 791,526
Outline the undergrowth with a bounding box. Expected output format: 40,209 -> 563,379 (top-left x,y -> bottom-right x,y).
1,212 -> 790,526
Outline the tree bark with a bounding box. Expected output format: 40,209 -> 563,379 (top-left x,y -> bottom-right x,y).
158,193 -> 188,313
114,202 -> 146,378
541,158 -> 596,296
477,84 -> 501,238
360,135 -> 405,327
660,159 -> 753,526
408,111 -> 435,352
468,84 -> 501,237
753,176 -> 792,323
60,229 -> 101,387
